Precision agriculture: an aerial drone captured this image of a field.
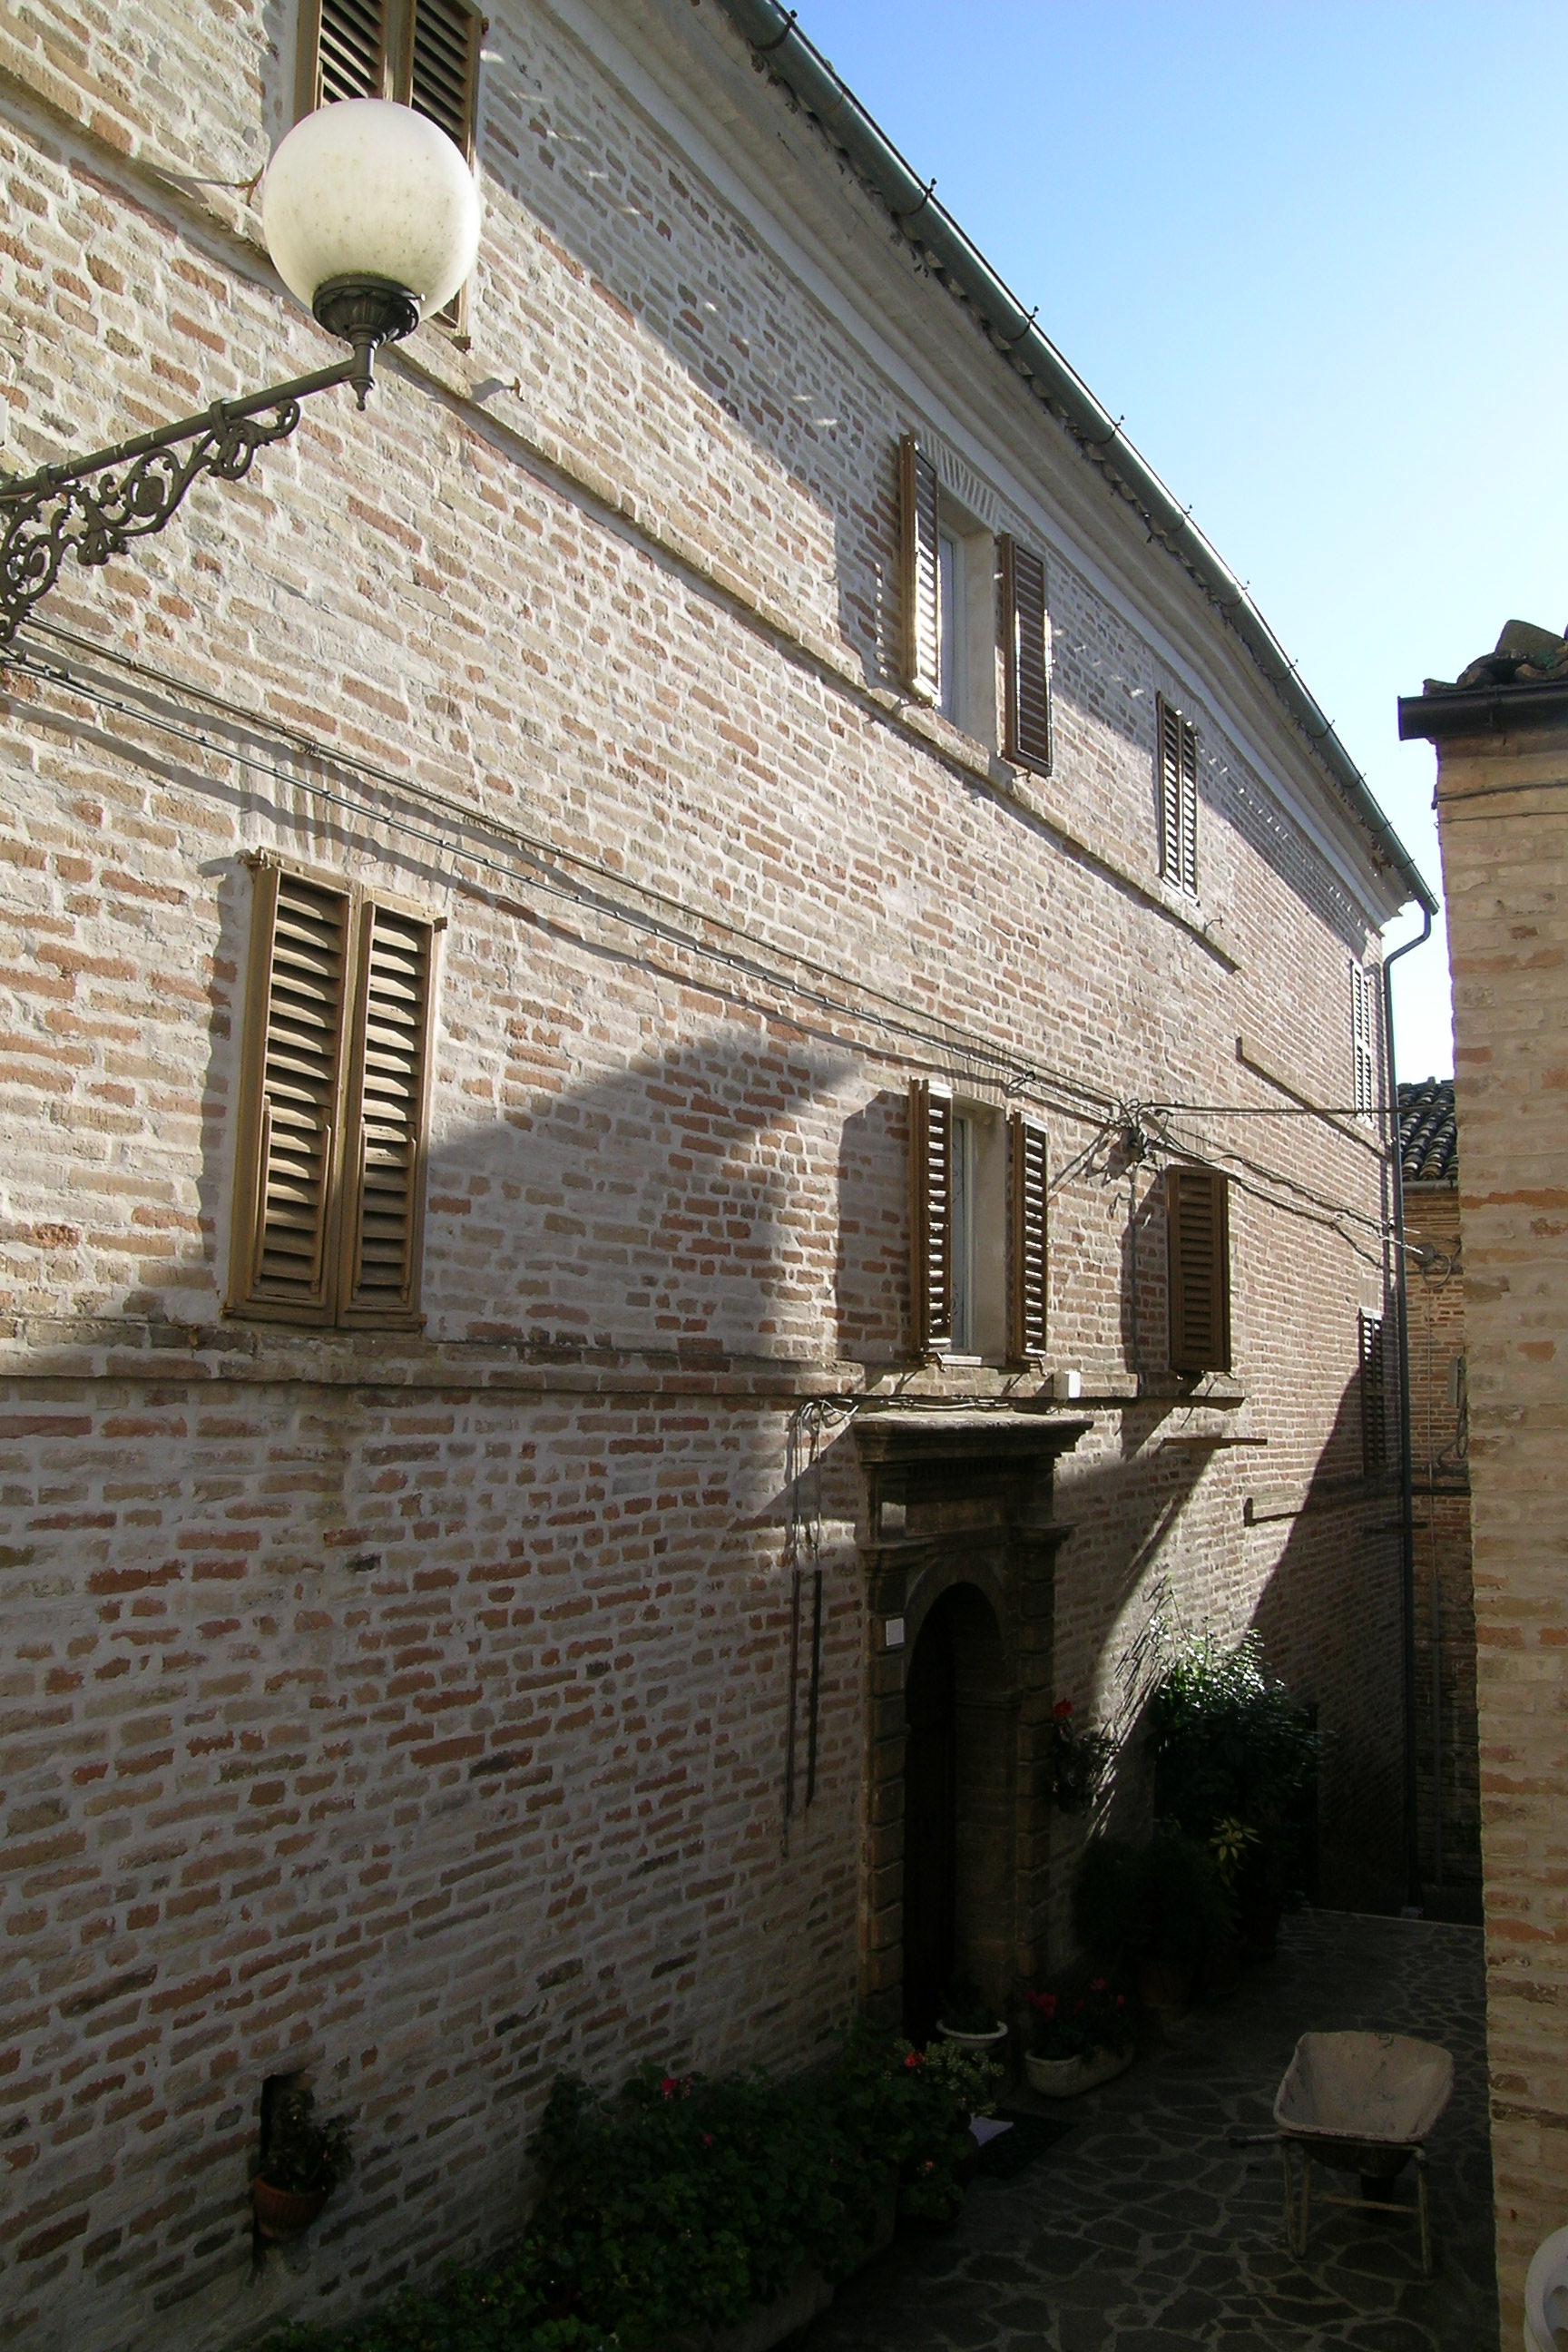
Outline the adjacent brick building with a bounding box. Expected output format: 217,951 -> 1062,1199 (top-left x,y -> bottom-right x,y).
1398,1078 -> 1480,1912
0,1 -> 1432,2344
1402,622 -> 1568,2348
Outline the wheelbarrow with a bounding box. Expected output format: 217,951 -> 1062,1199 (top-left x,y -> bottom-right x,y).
1269,2031 -> 1454,2274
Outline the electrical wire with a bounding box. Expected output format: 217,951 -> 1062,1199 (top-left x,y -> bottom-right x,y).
5,627 -> 1118,1131
3,627 -> 1403,1254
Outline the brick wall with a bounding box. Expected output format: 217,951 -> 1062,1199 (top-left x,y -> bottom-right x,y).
0,2 -> 1416,2344
1404,1182 -> 1480,1903
1429,719 -> 1568,2347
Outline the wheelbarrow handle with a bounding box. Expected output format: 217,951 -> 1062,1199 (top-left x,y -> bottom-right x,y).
1228,2128 -> 1283,2147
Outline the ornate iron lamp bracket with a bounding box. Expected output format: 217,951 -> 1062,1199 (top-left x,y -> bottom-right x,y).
0,314 -> 392,653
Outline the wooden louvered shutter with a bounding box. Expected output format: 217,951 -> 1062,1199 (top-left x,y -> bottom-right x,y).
900,436 -> 941,704
1157,695 -> 1199,895
339,901 -> 438,1326
297,0 -> 391,114
1351,965 -> 1377,1116
1166,1163 -> 1230,1375
909,1079 -> 953,1356
1359,1310 -> 1387,1475
1008,1114 -> 1048,1361
230,864 -> 351,1323
1001,535 -> 1051,775
408,0 -> 483,159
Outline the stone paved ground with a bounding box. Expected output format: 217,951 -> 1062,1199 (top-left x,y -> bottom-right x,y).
801,1913 -> 1494,2352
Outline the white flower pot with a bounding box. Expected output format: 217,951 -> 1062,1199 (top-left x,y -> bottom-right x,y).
934,2020 -> 1009,2053
1024,2043 -> 1133,2099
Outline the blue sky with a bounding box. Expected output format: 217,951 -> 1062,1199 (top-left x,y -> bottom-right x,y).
799,2 -> 1568,1083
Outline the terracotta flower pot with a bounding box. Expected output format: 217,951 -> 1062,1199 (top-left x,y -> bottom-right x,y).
1024,2044 -> 1133,2099
1138,1955 -> 1193,2024
252,2177 -> 329,2239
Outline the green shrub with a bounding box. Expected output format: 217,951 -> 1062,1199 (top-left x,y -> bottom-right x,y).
252,2028 -> 1003,2352
1073,1826 -> 1232,1976
1144,1629 -> 1318,1910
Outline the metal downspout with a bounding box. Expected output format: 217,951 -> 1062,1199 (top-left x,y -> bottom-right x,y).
1383,902 -> 1435,1909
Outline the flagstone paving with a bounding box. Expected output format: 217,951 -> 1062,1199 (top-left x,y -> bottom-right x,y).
799,1911 -> 1494,2352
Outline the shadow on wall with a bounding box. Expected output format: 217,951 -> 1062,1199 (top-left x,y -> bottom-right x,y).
1249,1369 -> 1406,1912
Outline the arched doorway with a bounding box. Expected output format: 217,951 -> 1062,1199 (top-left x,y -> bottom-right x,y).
901,1582 -> 1013,2044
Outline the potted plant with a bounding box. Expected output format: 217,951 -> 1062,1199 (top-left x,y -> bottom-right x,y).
1047,1697 -> 1115,1812
933,1978 -> 1008,2054
1137,1824 -> 1233,2022
1024,1979 -> 1134,2098
1072,1828 -> 1232,2024
1145,1629 -> 1320,1954
252,2084 -> 354,2240
890,2037 -> 1003,2230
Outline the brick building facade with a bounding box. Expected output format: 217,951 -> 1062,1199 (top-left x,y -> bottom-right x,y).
0,2 -> 1430,2345
1403,626 -> 1568,2348
1398,1078 -> 1480,1913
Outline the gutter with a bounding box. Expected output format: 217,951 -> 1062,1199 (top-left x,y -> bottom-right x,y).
1399,681 -> 1568,742
714,0 -> 1436,920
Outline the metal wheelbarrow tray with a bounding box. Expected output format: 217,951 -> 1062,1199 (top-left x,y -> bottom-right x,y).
1271,2031 -> 1455,2274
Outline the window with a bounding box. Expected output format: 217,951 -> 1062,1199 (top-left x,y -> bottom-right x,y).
1350,963 -> 1377,1117
228,858 -> 441,1329
900,435 -> 942,708
1000,534 -> 1051,776
1157,694 -> 1199,897
908,1081 -> 1048,1362
296,1 -> 484,324
298,0 -> 483,142
1166,1162 -> 1230,1375
1359,1311 -> 1387,1475
898,436 -> 1000,744
936,525 -> 964,723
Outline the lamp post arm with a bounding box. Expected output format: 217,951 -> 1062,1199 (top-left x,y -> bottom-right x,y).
0,341 -> 368,654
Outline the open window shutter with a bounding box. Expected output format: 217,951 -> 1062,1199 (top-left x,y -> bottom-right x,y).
1001,535 -> 1051,774
1351,965 -> 1377,1115
339,902 -> 438,1325
230,865 -> 352,1323
299,0 -> 391,113
1166,1163 -> 1230,1374
408,0 -> 483,159
900,435 -> 941,704
1009,1113 -> 1048,1360
1158,696 -> 1199,894
1179,712 -> 1199,896
909,1078 -> 953,1356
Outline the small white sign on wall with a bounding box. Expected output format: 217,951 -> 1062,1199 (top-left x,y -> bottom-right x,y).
885,1617 -> 906,1650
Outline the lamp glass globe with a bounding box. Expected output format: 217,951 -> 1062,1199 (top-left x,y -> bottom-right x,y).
263,99 -> 482,319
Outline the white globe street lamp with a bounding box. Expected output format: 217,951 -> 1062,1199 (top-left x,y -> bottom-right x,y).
0,99 -> 483,644
263,99 -> 483,404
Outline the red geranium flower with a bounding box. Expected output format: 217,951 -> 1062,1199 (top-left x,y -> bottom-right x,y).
1090,1977 -> 1107,1994
1024,1990 -> 1056,2019
904,2048 -> 925,2069
659,2075 -> 679,2100
1053,1699 -> 1074,1720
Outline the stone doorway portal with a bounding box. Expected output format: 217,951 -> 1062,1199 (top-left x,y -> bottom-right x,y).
852,1408 -> 1087,2033
901,1580 -> 1009,2043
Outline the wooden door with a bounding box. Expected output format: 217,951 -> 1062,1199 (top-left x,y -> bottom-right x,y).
902,1605 -> 957,2043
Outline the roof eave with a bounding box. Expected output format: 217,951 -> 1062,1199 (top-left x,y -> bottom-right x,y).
714,0 -> 1435,919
